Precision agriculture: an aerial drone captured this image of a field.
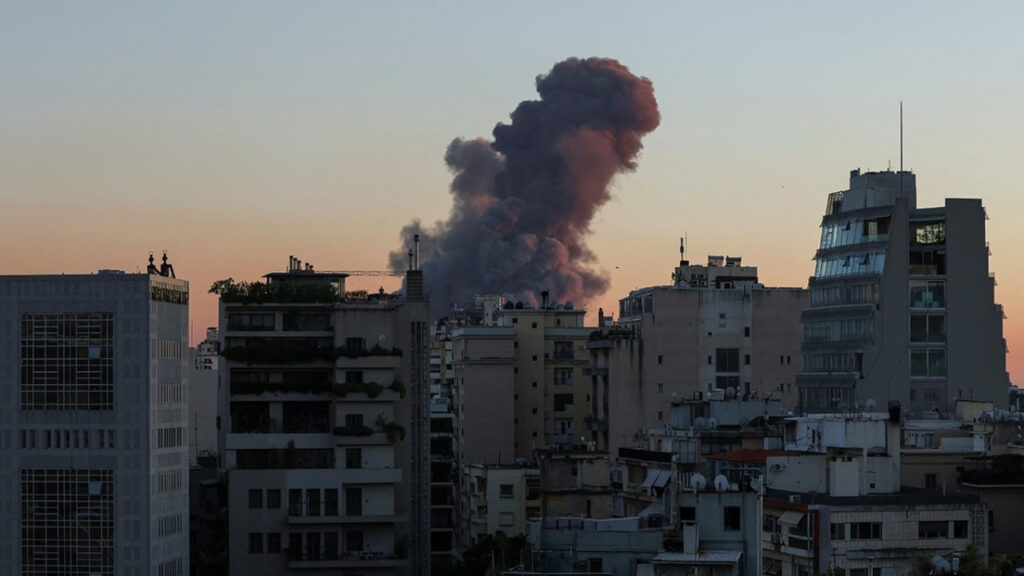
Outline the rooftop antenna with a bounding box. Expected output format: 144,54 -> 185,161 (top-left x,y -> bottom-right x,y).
899,101 -> 904,197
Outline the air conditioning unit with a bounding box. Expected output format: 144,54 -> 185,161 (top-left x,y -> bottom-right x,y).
788,495 -> 801,504
770,463 -> 785,472
771,533 -> 782,544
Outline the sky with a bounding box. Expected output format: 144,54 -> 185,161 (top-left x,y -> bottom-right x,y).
2,2 -> 1023,384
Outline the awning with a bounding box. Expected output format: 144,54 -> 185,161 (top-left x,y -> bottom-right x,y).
641,469 -> 659,489
778,511 -> 805,527
653,551 -> 743,565
653,469 -> 671,488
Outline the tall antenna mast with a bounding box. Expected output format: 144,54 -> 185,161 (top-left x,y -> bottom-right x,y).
899,101 -> 904,197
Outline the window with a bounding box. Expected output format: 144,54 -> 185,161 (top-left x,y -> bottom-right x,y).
283,312 -> 329,331
680,507 -> 696,522
723,506 -> 740,530
499,512 -> 515,526
248,533 -> 263,554
910,280 -> 946,309
346,487 -> 362,516
553,341 -> 574,360
288,533 -> 302,557
306,532 -> 320,561
324,532 -> 339,559
715,348 -> 739,373
658,355 -> 663,365
657,383 -> 664,393
744,354 -> 750,365
830,523 -> 845,540
248,489 -> 263,509
345,413 -> 364,428
345,370 -> 364,384
553,393 -> 574,412
346,448 -> 362,469
918,520 -> 949,538
925,474 -> 938,490
21,313 -> 115,411
266,489 -> 281,509
228,312 -> 275,331
554,368 -> 573,386
266,532 -> 281,553
500,484 -> 514,499
850,522 -> 881,539
306,489 -> 320,516
744,327 -> 750,337
288,489 -> 302,516
344,337 -> 366,352
345,530 -> 364,553
911,349 -> 946,378
324,489 -> 338,516
954,520 -> 968,538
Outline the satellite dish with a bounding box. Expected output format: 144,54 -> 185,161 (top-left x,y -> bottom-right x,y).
726,386 -> 737,399
714,474 -> 729,492
708,417 -> 719,429
691,473 -> 707,492
694,417 -> 707,430
750,478 -> 762,491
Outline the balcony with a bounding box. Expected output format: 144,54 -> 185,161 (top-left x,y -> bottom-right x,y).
585,416 -> 608,432
333,431 -> 392,446
225,433 -> 333,451
288,513 -> 404,525
338,467 -> 402,484
288,552 -> 406,569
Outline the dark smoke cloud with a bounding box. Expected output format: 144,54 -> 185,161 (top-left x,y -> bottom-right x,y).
390,57 -> 660,317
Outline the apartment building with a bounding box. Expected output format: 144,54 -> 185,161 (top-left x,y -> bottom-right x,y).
218,257 -> 429,576
453,297 -> 592,463
797,169 -> 1009,414
465,464 -> 541,543
0,264 -> 190,576
587,243 -> 806,457
762,413 -> 987,576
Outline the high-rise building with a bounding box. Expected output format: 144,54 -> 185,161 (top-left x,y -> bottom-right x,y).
588,245 -> 806,456
796,169 -> 1009,414
217,257 -> 429,576
0,264 -> 190,576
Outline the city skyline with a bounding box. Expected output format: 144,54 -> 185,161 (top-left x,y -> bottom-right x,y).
3,2 -> 1023,385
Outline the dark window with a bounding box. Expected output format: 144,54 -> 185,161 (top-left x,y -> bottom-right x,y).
830,523 -> 845,540
500,484 -> 514,499
345,413 -> 364,428
918,520 -> 948,538
248,489 -> 263,509
345,370 -> 364,384
248,533 -> 263,554
306,532 -> 320,561
346,448 -> 362,469
679,507 -> 696,521
324,489 -> 338,516
744,354 -> 750,365
283,312 -> 329,331
228,313 -> 275,331
282,401 -> 329,433
954,520 -> 968,539
345,530 -> 363,553
553,393 -> 574,412
288,533 -> 302,558
925,473 -> 938,490
850,522 -> 881,539
723,506 -> 741,530
553,341 -> 574,360
744,326 -> 750,337
346,487 -> 362,516
345,337 -> 366,352
658,355 -> 663,365
266,532 -> 281,554
324,531 -> 339,559
266,489 -> 281,509
288,489 -> 302,516
306,489 -> 320,516
716,348 -> 739,372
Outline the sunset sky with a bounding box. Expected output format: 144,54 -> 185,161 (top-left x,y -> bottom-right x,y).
3,2 -> 1023,384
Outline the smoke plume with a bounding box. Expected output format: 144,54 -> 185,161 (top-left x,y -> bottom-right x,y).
390,57 -> 660,317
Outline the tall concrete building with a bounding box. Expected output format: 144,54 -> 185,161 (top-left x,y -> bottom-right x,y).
587,246 -> 806,456
218,257 -> 429,576
0,264 -> 190,576
452,298 -> 593,465
796,169 -> 1009,414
